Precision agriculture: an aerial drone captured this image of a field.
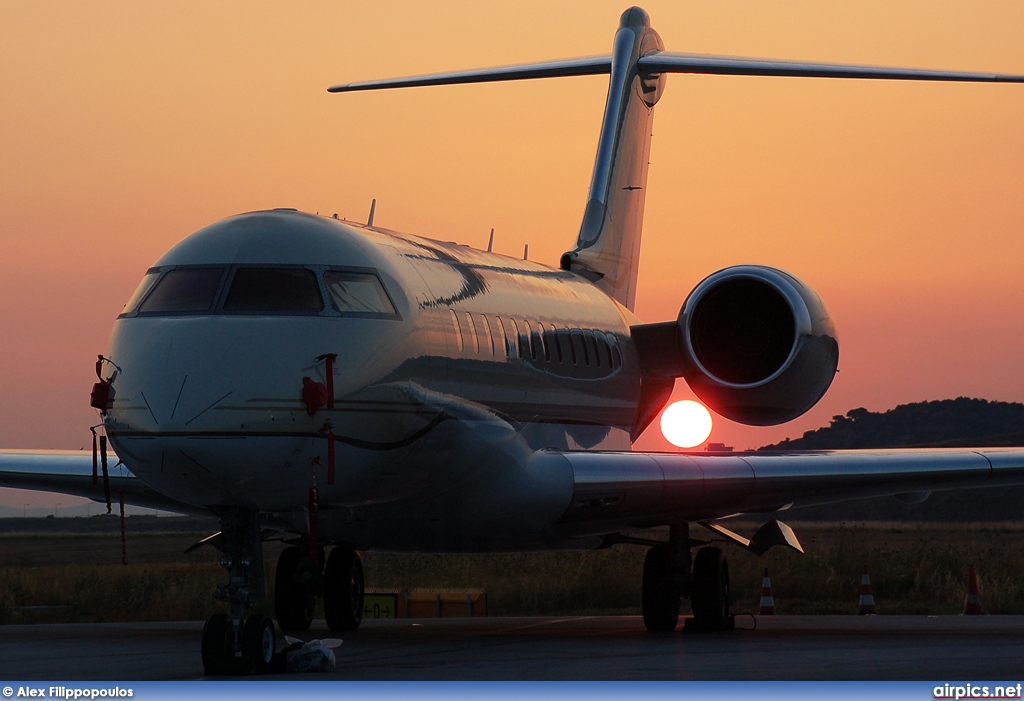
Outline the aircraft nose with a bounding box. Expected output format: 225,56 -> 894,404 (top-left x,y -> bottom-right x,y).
108,370 -> 234,434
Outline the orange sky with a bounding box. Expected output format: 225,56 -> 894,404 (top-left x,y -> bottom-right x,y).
2,1 -> 1024,508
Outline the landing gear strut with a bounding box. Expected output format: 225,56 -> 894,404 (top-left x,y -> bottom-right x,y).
641,523 -> 732,633
201,508 -> 277,675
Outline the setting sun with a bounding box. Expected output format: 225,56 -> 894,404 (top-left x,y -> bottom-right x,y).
659,400 -> 713,449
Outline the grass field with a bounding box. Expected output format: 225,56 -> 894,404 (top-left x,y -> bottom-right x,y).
2,518 -> 1022,623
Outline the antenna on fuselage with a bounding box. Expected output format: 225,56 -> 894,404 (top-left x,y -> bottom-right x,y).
367,199 -> 376,227
487,228 -> 494,253
523,244 -> 529,260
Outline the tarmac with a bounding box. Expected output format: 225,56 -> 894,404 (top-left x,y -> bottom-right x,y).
0,615 -> 1022,680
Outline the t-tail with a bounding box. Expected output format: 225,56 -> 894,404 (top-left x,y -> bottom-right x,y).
329,6 -> 1024,312
559,8 -> 663,312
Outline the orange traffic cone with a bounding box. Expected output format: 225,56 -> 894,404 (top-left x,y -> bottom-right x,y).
759,567 -> 776,615
858,565 -> 876,615
963,563 -> 984,615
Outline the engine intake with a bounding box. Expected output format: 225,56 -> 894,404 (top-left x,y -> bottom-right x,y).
630,265 -> 839,430
688,276 -> 796,385
680,266 -> 838,425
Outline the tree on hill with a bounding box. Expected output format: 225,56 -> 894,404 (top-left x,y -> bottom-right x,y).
759,398 -> 1024,451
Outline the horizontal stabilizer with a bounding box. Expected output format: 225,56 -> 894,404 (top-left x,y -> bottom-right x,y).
328,56 -> 612,93
330,51 -> 1024,95
637,52 -> 1024,83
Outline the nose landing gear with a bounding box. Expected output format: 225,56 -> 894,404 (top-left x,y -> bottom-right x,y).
201,508 -> 277,675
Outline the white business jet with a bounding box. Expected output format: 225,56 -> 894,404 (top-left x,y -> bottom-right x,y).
3,6 -> 1024,675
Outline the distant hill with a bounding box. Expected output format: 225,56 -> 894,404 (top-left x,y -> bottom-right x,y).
761,398 -> 1024,451
757,398 -> 1024,522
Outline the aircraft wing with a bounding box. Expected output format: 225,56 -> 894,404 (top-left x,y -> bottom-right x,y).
542,448 -> 1024,536
0,449 -> 204,515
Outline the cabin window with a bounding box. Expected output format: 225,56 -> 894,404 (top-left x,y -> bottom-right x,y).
606,333 -> 622,370
223,268 -> 323,312
571,329 -> 589,366
523,320 -> 538,361
547,327 -> 563,363
508,319 -> 521,358
324,271 -> 397,316
494,317 -> 507,357
584,330 -> 601,368
537,322 -> 551,361
138,268 -> 225,313
123,271 -> 161,312
480,314 -> 495,355
450,310 -> 464,352
465,312 -> 480,353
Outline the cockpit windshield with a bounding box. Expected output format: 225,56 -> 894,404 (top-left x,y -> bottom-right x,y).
138,268 -> 225,313
223,268 -> 323,312
122,266 -> 399,319
324,271 -> 397,316
122,271 -> 160,312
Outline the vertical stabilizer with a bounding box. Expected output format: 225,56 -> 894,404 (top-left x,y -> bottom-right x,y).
559,7 -> 665,312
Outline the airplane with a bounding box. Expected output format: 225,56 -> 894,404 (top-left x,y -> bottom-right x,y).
2,4 -> 1024,676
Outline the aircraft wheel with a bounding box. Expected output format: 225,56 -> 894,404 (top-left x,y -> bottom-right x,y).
324,547 -> 364,631
274,546 -> 314,631
691,547 -> 730,631
642,544 -> 680,632
201,613 -> 237,676
242,615 -> 276,674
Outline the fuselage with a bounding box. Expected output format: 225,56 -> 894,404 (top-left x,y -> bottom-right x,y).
103,209 -> 643,550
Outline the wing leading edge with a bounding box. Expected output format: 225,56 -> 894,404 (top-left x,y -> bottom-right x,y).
0,450 -> 204,515
541,448 -> 1024,537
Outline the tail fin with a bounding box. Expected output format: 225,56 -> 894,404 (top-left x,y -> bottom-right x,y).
559,8 -> 663,312
330,8 -> 665,313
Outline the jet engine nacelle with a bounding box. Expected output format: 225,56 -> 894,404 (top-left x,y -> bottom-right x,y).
677,265 -> 839,426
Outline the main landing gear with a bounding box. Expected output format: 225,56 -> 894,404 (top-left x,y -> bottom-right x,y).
641,523 -> 734,633
274,544 -> 365,633
201,508 -> 277,675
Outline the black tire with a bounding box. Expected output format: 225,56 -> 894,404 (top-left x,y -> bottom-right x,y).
242,615 -> 276,675
275,546 -> 313,631
642,544 -> 680,632
691,547 -> 730,631
324,547 -> 364,631
201,613 -> 234,676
